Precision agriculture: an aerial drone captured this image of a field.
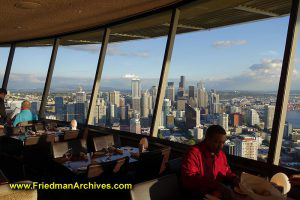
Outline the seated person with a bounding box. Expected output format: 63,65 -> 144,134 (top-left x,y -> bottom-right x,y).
131,137 -> 149,159
13,100 -> 38,127
181,125 -> 239,199
0,88 -> 7,124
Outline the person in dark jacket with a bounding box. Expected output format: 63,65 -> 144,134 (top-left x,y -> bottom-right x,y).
0,88 -> 7,124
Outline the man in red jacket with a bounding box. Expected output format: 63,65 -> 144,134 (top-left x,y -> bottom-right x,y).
181,125 -> 239,199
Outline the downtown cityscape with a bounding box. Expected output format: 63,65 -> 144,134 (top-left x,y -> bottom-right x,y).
4,75 -> 300,171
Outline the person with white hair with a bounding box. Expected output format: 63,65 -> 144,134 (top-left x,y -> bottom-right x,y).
13,100 -> 38,127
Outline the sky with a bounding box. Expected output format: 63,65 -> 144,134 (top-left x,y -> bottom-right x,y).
1,15 -> 300,91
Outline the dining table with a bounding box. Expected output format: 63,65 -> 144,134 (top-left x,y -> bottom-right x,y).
57,146 -> 139,175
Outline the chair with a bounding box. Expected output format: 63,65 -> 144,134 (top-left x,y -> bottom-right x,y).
24,134 -> 55,146
87,157 -> 128,179
93,134 -> 114,152
130,174 -> 182,200
63,130 -> 79,141
52,139 -> 87,159
166,157 -> 182,178
0,181 -> 37,200
135,150 -> 164,182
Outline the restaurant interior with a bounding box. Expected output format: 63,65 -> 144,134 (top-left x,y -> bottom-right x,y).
0,0 -> 300,199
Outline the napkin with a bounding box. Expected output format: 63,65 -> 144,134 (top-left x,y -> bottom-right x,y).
239,172 -> 285,200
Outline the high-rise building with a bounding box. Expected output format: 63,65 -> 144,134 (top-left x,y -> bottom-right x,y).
179,76 -> 185,89
132,97 -> 141,114
209,89 -> 220,114
132,79 -> 141,98
185,103 -> 201,129
94,98 -> 106,125
219,113 -> 228,131
150,86 -> 157,109
119,97 -> 125,107
246,109 -> 260,126
233,135 -> 258,160
109,91 -> 120,107
284,122 -> 293,139
75,102 -> 86,123
162,99 -> 171,127
230,106 -> 241,114
76,86 -> 86,103
55,96 -> 64,120
177,97 -> 187,111
264,105 -> 275,130
229,113 -> 242,127
64,103 -> 76,121
130,113 -> 141,134
166,114 -> 175,129
188,86 -> 195,99
166,82 -> 175,102
141,91 -> 149,118
197,81 -> 208,110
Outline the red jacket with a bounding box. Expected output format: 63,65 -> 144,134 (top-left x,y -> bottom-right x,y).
181,142 -> 236,194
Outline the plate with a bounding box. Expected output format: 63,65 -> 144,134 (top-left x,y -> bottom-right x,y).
77,166 -> 87,171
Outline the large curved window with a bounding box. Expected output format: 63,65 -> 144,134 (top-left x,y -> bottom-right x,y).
156,12 -> 290,163
6,41 -> 53,117
89,12 -> 172,135
0,46 -> 9,84
45,31 -> 103,124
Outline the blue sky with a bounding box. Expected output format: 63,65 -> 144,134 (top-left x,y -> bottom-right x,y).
2,15 -> 300,91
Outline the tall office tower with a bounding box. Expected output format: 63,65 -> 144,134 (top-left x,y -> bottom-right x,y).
31,101 -> 41,114
119,97 -> 125,107
188,97 -> 197,108
55,96 -> 64,120
94,98 -> 106,125
166,82 -> 175,102
224,142 -> 235,155
177,97 -> 187,111
76,86 -> 86,103
229,113 -> 241,127
162,99 -> 171,127
188,86 -> 195,99
148,95 -> 153,114
150,86 -> 157,109
246,109 -> 260,126
233,135 -> 258,160
219,113 -> 229,131
109,91 -> 120,107
75,102 -> 86,123
185,103 -> 201,129
64,103 -> 76,121
194,127 -> 203,141
132,98 -> 141,114
179,76 -> 185,89
141,91 -> 149,118
197,81 -> 208,110
284,122 -> 293,139
209,89 -> 220,114
120,106 -> 127,122
264,105 -> 275,130
109,104 -> 115,121
130,112 -> 141,134
131,79 -> 141,98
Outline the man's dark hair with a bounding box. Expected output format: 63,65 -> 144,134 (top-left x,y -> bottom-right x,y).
0,88 -> 7,94
205,125 -> 226,138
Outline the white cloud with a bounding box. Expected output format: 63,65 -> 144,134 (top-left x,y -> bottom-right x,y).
213,40 -> 247,48
122,74 -> 139,79
64,43 -> 150,58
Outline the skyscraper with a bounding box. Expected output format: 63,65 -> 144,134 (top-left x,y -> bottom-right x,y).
150,86 -> 157,109
246,109 -> 260,126
188,86 -> 195,99
209,89 -> 220,114
131,79 -> 141,98
75,102 -> 86,123
197,81 -> 208,110
177,97 -> 187,111
132,98 -> 141,114
264,105 -> 275,130
130,112 -> 141,134
219,113 -> 228,131
76,86 -> 86,103
141,91 -> 149,118
166,82 -> 175,102
55,96 -> 64,120
162,99 -> 171,127
179,75 -> 185,89
185,103 -> 201,129
109,91 -> 120,107
31,101 -> 41,115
